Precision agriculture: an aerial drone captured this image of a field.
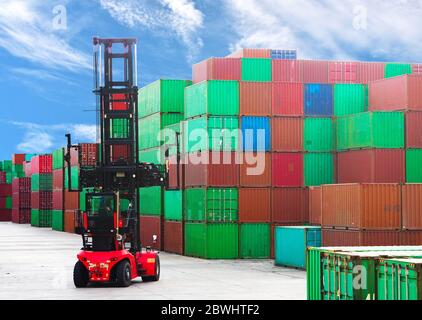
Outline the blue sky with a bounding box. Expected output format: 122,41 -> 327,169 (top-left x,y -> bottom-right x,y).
0,0 -> 421,159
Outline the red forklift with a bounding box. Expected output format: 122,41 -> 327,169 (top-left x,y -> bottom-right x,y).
65,38 -> 168,287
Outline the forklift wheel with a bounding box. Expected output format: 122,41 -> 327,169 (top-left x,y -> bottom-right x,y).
116,260 -> 132,287
73,261 -> 89,288
142,255 -> 160,282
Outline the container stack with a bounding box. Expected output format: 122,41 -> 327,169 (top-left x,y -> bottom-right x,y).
52,148 -> 65,231
138,80 -> 190,250
11,177 -> 31,224
11,154 -> 26,180
0,160 -> 13,221
30,155 -> 53,227
63,146 -> 79,233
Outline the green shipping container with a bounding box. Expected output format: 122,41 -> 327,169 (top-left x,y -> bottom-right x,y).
184,116 -> 239,153
111,118 -> 130,139
79,188 -> 95,211
52,210 -> 64,231
139,186 -> 163,216
2,160 -> 12,172
138,79 -> 191,118
5,196 -> 12,209
241,58 -> 272,82
275,226 -> 321,269
304,153 -> 334,186
31,174 -> 53,191
184,223 -> 239,259
52,148 -> 64,170
184,81 -> 239,119
184,188 -> 238,222
334,84 -> 368,116
6,172 -> 12,184
304,118 -> 334,152
31,209 -> 52,228
138,113 -> 184,150
239,223 -> 270,259
64,166 -> 79,190
385,63 -> 412,79
164,122 -> 182,156
377,258 -> 422,300
406,149 -> 422,183
336,112 -> 405,151
164,190 -> 183,221
139,147 -> 166,166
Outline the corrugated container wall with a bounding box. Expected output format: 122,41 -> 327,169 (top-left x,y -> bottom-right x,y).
402,184 -> 422,230
304,84 -> 333,116
239,188 -> 271,222
164,221 -> 184,255
239,153 -> 271,187
322,229 -> 401,246
304,153 -> 334,186
271,188 -> 309,223
304,118 -> 334,152
334,84 -> 368,116
239,223 -> 270,259
272,153 -> 303,187
301,60 -> 330,83
329,62 -> 358,83
240,82 -> 272,116
241,117 -> 271,152
385,63 -> 412,78
192,58 -> 241,83
272,60 -> 301,83
309,186 -> 322,225
241,58 -> 272,82
357,62 -> 385,83
406,111 -> 422,148
227,49 -> 271,58
272,117 -> 303,152
272,82 -> 303,116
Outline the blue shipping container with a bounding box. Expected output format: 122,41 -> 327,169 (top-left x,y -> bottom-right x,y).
275,226 -> 321,269
241,116 -> 271,152
271,50 -> 297,60
304,84 -> 333,116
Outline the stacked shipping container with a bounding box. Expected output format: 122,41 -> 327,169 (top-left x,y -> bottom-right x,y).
0,160 -> 13,221
12,177 -> 31,224
52,148 -> 65,231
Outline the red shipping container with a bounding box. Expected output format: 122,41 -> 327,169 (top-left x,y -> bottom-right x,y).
53,169 -> 64,190
329,61 -> 359,83
53,190 -> 64,210
192,58 -> 241,83
164,220 -> 184,255
271,187 -> 309,224
369,75 -> 422,111
239,152 -> 271,187
239,188 -> 271,223
412,64 -> 422,75
0,197 -> 7,208
64,190 -> 79,210
400,230 -> 422,245
402,184 -> 422,230
167,155 -> 184,190
322,184 -> 401,230
227,48 -> 271,58
337,149 -> 405,184
406,111 -> 422,148
140,215 -> 163,251
0,209 -> 12,222
12,154 -> 26,165
31,191 -> 53,210
31,155 -> 52,174
12,208 -> 30,224
357,62 -> 385,84
272,153 -> 303,187
80,143 -> 98,167
111,93 -> 129,111
322,228 -> 401,246
271,117 -> 303,151
272,60 -> 301,83
64,210 -> 75,233
240,82 -> 272,116
0,172 -> 6,184
184,152 -> 239,187
309,186 -> 322,225
12,192 -> 30,209
301,60 -> 330,83
0,184 -> 12,197
272,82 -> 303,116
12,177 -> 30,193
110,145 -> 132,164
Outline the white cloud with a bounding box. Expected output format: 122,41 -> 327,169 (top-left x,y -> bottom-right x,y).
10,121 -> 97,154
99,0 -> 204,61
224,0 -> 422,61
0,0 -> 90,71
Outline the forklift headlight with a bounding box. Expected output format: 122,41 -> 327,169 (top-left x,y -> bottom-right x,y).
147,258 -> 156,264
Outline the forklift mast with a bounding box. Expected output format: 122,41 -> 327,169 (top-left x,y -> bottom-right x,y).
65,38 -> 167,252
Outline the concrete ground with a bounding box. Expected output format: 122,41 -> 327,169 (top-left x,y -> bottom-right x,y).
0,222 -> 306,300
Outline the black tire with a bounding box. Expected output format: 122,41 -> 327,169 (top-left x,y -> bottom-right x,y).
115,260 -> 132,287
73,261 -> 89,288
142,255 -> 160,282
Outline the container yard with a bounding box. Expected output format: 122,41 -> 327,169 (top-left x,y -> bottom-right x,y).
1,1 -> 422,310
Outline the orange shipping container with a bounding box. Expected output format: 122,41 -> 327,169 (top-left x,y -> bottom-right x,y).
402,184 -> 422,230
272,60 -> 301,82
322,184 -> 401,230
309,186 -> 322,225
227,49 -> 271,58
64,210 -> 75,234
239,153 -> 271,187
271,117 -> 303,152
322,229 -> 401,247
239,188 -> 271,223
240,82 -> 272,116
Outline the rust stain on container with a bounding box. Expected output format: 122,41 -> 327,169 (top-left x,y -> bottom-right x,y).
322,184 -> 401,230
271,187 -> 309,224
322,228 -> 401,246
239,188 -> 271,223
140,215 -> 163,251
271,117 -> 303,152
309,186 -> 322,225
402,184 -> 422,230
240,82 -> 272,116
337,149 -> 405,184
164,220 -> 184,255
239,152 -> 271,187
